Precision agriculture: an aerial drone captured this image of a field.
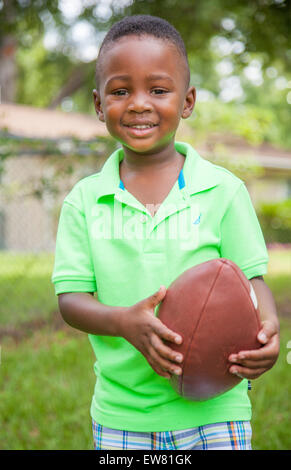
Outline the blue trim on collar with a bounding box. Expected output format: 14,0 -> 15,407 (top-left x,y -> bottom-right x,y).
178,169 -> 185,190
119,169 -> 185,192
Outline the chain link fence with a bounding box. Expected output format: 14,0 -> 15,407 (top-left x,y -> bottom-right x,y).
0,133 -> 116,336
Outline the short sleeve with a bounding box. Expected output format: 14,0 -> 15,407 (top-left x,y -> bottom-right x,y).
220,183 -> 269,279
51,200 -> 97,295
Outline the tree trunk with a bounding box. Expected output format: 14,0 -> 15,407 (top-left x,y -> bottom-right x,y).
0,35 -> 17,103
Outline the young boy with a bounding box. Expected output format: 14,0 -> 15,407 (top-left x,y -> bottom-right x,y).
51,15 -> 280,450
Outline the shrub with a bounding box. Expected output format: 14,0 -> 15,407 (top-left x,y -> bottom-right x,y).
257,199 -> 291,243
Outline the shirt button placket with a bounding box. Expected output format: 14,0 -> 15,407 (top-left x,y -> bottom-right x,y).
139,213 -> 154,250
139,214 -> 148,223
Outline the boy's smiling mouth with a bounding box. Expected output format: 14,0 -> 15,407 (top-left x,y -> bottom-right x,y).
125,124 -> 156,129
123,121 -> 158,129
123,121 -> 158,137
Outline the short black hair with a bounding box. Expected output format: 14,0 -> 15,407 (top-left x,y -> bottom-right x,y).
95,15 -> 190,89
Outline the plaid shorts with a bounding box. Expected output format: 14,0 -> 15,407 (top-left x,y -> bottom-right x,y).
92,419 -> 252,450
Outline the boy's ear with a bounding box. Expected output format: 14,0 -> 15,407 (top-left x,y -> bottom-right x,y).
93,89 -> 105,122
181,86 -> 196,120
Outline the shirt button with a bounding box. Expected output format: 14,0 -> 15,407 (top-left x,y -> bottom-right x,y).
140,214 -> 148,223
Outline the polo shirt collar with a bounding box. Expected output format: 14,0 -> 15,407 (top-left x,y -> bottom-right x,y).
175,141 -> 221,196
95,141 -> 220,202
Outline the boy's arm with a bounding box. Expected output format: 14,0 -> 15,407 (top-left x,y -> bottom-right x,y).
58,292 -> 126,336
58,289 -> 183,379
229,276 -> 280,379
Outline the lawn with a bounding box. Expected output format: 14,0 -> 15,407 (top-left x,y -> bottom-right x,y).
0,328 -> 95,450
0,253 -> 57,327
0,249 -> 290,450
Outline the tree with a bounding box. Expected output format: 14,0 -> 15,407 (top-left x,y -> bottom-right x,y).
108,0 -> 291,71
0,0 -> 290,112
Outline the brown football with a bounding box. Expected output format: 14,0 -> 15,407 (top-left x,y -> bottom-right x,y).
158,258 -> 262,401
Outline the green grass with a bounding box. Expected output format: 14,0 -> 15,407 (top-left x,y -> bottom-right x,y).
0,328 -> 96,450
0,252 -> 57,327
250,317 -> 291,450
1,317 -> 290,450
0,249 -> 290,449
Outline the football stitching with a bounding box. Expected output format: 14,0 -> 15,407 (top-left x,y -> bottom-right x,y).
180,260 -> 225,397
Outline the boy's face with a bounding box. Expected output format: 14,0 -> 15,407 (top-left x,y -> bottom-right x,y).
93,35 -> 195,156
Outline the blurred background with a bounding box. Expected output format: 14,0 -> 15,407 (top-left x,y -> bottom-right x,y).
0,0 -> 290,450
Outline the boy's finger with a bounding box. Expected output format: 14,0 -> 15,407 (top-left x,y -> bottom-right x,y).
146,355 -> 171,379
150,334 -> 183,364
229,357 -> 272,369
147,344 -> 182,376
257,320 -> 278,344
229,333 -> 279,363
229,365 -> 266,380
144,285 -> 167,309
152,318 -> 183,345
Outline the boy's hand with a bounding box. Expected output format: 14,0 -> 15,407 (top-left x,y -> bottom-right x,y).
119,286 -> 183,379
228,320 -> 280,380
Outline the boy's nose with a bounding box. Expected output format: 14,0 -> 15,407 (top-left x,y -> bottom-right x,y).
127,92 -> 153,113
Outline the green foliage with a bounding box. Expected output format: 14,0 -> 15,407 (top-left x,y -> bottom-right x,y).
2,0 -> 291,149
257,199 -> 291,243
2,0 -> 290,70
0,0 -> 62,43
189,99 -> 275,146
117,0 -> 291,71
16,42 -> 73,108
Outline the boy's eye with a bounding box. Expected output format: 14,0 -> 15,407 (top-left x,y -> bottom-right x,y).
152,88 -> 169,95
112,89 -> 128,96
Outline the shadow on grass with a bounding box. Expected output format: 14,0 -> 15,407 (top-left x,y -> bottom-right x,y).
0,309 -> 69,343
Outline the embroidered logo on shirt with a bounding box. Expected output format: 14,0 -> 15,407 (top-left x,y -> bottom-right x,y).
193,213 -> 202,225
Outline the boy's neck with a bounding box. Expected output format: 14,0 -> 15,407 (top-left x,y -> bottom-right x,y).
120,141 -> 183,174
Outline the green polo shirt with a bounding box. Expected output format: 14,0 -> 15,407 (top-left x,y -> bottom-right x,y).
51,141 -> 268,431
